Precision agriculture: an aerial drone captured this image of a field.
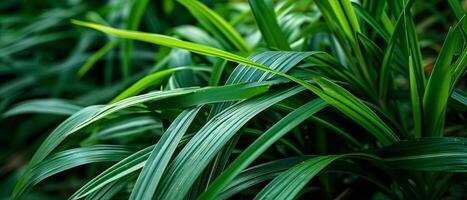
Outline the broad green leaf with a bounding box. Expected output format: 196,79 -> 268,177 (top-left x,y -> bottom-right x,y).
154,86 -> 304,200
423,18 -> 465,137
201,51 -> 314,195
200,99 -> 328,199
14,82 -> 273,198
130,106 -> 202,200
249,0 -> 291,50
23,90 -> 190,168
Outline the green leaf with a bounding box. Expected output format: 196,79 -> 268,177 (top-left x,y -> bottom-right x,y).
408,56 -> 423,138
200,99 -> 328,199
154,86 -> 305,200
448,0 -> 465,21
174,25 -> 223,49
219,157 -> 311,199
70,20 -> 265,72
450,45 -> 467,90
14,82 -> 273,198
221,157 -> 390,199
210,51 -> 313,115
316,0 -> 377,94
255,137 -> 467,199
176,0 -> 249,52
86,173 -> 137,200
130,106 -> 202,200
208,59 -> 226,86
122,0 -> 151,77
110,66 -> 211,103
248,0 -> 291,50
423,18 -> 465,137
70,146 -> 153,199
149,81 -> 274,109
310,116 -> 362,148
402,0 -> 425,94
352,3 -> 390,42
379,137 -> 467,172
316,0 -> 360,42
3,99 -> 82,118
84,116 -> 162,143
254,155 -> 340,200
72,130 -> 197,199
314,77 -> 399,145
378,8 -> 406,102
23,90 -> 190,169
12,145 -> 134,199
70,20 -> 325,97
452,89 -> 467,108
78,40 -> 119,78
200,51 -> 314,195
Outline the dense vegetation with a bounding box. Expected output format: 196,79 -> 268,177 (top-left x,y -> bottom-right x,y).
1,0 -> 466,199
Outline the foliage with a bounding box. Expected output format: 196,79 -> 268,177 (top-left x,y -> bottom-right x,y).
1,0 -> 466,199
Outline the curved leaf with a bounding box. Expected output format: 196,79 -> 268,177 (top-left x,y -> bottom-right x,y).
154,86 -> 304,199
201,99 -> 327,199
12,145 -> 134,198
130,106 -> 202,200
3,99 -> 82,118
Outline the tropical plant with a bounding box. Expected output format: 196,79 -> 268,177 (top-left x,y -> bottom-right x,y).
1,0 -> 466,199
